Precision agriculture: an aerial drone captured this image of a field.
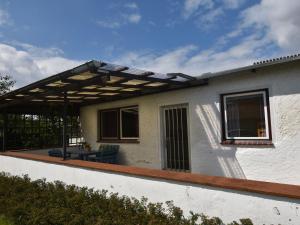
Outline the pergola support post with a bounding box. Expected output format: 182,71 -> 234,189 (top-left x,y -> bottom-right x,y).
63,92 -> 68,160
2,111 -> 7,152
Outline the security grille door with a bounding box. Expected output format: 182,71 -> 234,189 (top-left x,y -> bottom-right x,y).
162,105 -> 190,171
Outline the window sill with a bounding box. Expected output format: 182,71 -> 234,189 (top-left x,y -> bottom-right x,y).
97,139 -> 140,144
221,140 -> 274,146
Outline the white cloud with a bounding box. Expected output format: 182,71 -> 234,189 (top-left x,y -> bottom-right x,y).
241,0 -> 300,51
182,0 -> 245,29
115,0 -> 300,76
124,2 -> 138,9
96,21 -> 121,29
0,43 -> 83,88
114,33 -> 271,76
0,9 -> 11,26
196,7 -> 224,27
223,0 -> 244,9
183,0 -> 214,18
96,2 -> 141,29
127,13 -> 141,23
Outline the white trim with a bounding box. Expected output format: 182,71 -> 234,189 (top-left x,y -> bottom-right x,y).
120,106 -> 139,140
223,90 -> 270,140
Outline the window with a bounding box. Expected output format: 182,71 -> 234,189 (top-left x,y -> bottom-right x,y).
98,106 -> 139,142
100,109 -> 119,139
120,107 -> 139,139
222,89 -> 271,140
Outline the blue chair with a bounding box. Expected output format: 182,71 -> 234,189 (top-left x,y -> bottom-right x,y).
87,144 -> 119,164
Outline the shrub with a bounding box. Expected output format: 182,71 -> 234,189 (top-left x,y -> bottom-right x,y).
0,215 -> 13,225
0,173 -> 252,225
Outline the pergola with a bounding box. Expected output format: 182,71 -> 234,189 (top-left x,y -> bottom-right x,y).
0,60 -> 208,159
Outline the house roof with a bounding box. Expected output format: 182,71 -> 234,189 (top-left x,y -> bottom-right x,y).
0,60 -> 207,113
198,53 -> 300,79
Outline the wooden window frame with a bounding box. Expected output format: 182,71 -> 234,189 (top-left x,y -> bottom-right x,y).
97,105 -> 139,143
220,89 -> 272,145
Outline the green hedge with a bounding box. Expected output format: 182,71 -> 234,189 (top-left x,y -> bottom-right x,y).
0,173 -> 253,225
0,215 -> 13,225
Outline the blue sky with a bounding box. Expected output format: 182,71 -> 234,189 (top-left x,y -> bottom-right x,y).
0,0 -> 300,87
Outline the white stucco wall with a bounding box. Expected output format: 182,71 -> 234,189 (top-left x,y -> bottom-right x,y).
80,62 -> 300,185
0,156 -> 299,225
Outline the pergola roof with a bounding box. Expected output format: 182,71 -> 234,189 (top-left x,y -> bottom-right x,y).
0,60 -> 208,113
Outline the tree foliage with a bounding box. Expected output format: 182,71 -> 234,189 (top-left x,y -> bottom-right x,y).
0,75 -> 15,95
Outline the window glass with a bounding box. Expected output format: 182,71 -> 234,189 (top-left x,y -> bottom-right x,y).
100,110 -> 118,139
121,107 -> 139,138
224,92 -> 268,139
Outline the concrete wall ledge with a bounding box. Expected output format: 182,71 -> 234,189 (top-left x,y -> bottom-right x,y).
1,151 -> 300,200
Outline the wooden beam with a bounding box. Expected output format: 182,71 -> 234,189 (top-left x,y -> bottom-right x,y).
96,69 -> 186,85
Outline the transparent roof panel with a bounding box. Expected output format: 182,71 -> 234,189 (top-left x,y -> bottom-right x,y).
84,96 -> 100,99
145,82 -> 167,87
82,85 -> 100,90
67,96 -> 82,99
106,76 -> 125,84
123,68 -> 149,75
149,73 -> 171,80
122,79 -> 149,86
100,92 -> 119,96
67,91 -> 77,94
121,88 -> 141,92
29,88 -> 44,93
171,76 -> 190,82
47,99 -> 64,102
69,100 -> 83,103
68,72 -> 98,81
98,86 -> 122,91
46,95 -> 60,98
100,63 -> 127,72
46,80 -> 69,87
78,91 -> 101,95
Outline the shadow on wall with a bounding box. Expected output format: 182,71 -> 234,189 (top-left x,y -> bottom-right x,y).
194,102 -> 246,179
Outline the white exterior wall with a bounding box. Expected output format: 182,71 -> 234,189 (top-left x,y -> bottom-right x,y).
80,62 -> 300,185
0,156 -> 299,225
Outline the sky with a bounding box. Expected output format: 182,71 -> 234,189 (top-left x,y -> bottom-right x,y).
0,0 -> 300,88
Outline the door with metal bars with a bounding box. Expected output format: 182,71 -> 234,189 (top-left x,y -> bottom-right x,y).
162,104 -> 190,171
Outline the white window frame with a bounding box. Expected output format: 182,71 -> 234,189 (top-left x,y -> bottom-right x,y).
223,90 -> 270,140
120,106 -> 139,140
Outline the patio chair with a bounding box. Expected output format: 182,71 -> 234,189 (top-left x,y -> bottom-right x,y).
48,149 -> 71,158
87,144 -> 119,164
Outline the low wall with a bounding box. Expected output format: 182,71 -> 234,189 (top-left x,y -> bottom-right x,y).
0,152 -> 300,224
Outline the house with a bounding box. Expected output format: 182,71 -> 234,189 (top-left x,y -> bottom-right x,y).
1,54 -> 300,185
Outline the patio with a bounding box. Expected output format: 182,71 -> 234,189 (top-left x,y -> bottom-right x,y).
0,60 -> 204,163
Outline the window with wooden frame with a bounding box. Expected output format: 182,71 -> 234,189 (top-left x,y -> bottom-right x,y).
98,106 -> 139,142
221,89 -> 272,143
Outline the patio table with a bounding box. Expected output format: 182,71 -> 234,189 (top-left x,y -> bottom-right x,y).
67,149 -> 97,160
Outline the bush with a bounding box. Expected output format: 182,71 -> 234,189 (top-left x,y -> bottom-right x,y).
0,215 -> 13,225
0,173 -> 252,225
